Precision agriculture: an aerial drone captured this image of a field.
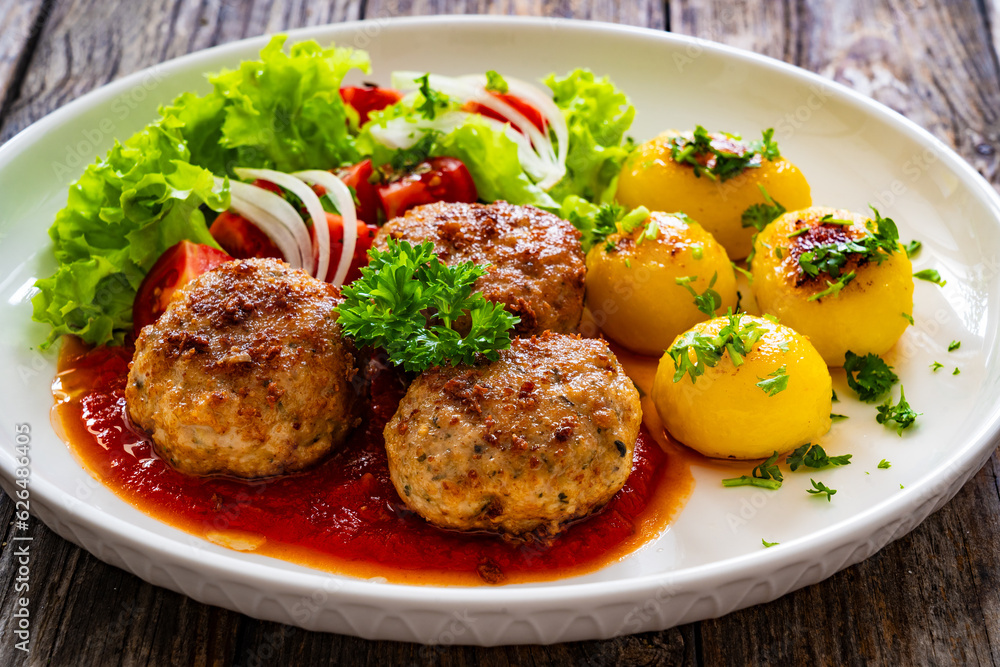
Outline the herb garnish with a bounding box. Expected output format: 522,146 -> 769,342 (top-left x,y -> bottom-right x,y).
786,443 -> 852,471
414,73 -> 450,120
762,539 -> 779,548
669,126 -> 780,181
904,240 -> 922,257
668,312 -> 766,384
902,312 -> 914,325
878,459 -> 892,469
796,207 -> 899,285
756,365 -> 789,397
809,271 -> 856,302
676,273 -> 722,317
386,132 -> 439,172
807,479 -> 837,501
722,451 -> 783,490
741,185 -> 786,232
336,239 -> 518,372
485,70 -> 508,94
913,269 -> 946,286
843,351 -> 898,402
953,367 -> 961,375
930,361 -> 943,372
875,386 -> 920,435
948,340 -> 961,352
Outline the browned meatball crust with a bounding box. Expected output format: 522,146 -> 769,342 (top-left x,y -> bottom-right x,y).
126,259 -> 360,479
384,332 -> 642,540
373,201 -> 586,336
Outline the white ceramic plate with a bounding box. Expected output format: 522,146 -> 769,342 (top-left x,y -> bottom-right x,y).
1,16 -> 999,646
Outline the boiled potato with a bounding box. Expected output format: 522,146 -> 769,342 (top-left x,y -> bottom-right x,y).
750,206 -> 913,367
616,129 -> 812,259
586,211 -> 737,356
651,314 -> 832,460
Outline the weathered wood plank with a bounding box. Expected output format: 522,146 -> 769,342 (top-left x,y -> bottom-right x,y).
0,0 -> 48,119
670,0 -> 1000,187
0,0 -> 364,142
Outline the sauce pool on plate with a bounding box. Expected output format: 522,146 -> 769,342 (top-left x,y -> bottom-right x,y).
52,336 -> 695,585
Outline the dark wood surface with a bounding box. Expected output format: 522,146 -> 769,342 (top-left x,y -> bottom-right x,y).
2,0 -> 999,664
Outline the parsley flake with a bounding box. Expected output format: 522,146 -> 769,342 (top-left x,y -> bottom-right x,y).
756,365 -> 789,397
414,73 -> 450,120
807,479 -> 837,501
669,126 -> 780,182
741,185 -> 786,233
902,312 -> 914,325
830,413 -> 849,422
913,269 -> 946,286
953,367 -> 961,375
336,239 -> 519,372
875,386 -> 920,435
904,240 -> 922,257
669,312 -> 767,384
676,273 -> 723,317
762,539 -> 779,548
722,451 -> 784,490
878,459 -> 892,469
786,443 -> 852,472
484,70 -> 508,94
808,271 -> 856,301
948,340 -> 961,352
930,361 -> 943,372
843,351 -> 898,402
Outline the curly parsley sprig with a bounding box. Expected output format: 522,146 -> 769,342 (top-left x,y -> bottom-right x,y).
336,239 -> 519,372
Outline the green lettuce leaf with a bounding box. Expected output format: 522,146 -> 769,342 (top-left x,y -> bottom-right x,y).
32,120 -> 228,348
545,69 -> 635,204
164,35 -> 370,174
430,115 -> 557,209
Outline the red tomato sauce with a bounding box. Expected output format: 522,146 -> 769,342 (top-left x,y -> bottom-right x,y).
52,337 -> 694,585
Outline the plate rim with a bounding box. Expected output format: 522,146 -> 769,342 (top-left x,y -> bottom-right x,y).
2,12 -> 999,629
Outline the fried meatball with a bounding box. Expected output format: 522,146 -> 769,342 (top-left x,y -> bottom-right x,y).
373,201 -> 586,335
384,332 -> 641,540
126,258 -> 359,479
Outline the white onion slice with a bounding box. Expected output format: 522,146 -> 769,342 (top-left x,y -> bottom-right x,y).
293,170 -> 359,287
234,167 -> 323,279
367,110 -> 469,150
391,71 -> 567,190
219,178 -> 306,270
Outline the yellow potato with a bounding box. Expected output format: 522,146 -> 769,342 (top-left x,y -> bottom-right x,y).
750,206 -> 914,367
651,314 -> 832,460
586,211 -> 738,356
616,130 -> 812,259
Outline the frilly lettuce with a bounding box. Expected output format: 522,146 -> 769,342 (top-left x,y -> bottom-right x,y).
32,120 -> 227,347
545,69 -> 635,205
163,35 -> 370,174
33,35 -> 369,347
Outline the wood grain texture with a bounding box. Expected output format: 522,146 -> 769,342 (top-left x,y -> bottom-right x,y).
0,0 -> 49,122
2,0 -> 1000,665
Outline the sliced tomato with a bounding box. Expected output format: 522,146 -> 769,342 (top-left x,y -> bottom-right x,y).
133,241 -> 232,335
377,157 -> 478,221
340,86 -> 403,126
336,159 -> 380,225
313,213 -> 378,284
464,91 -> 547,134
251,178 -> 283,195
209,211 -> 283,260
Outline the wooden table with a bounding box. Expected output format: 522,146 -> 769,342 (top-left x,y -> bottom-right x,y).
2,1 -> 999,664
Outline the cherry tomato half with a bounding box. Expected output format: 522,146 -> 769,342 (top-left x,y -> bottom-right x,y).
340,86 -> 403,126
209,211 -> 283,260
336,159 -> 380,226
132,241 -> 232,335
312,212 -> 378,284
464,91 -> 547,134
376,157 -> 478,221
